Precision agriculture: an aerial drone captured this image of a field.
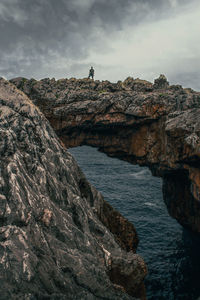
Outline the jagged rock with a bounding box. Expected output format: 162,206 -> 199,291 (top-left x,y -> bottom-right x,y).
0,78 -> 147,299
153,74 -> 169,89
10,76 -> 200,233
123,77 -> 153,92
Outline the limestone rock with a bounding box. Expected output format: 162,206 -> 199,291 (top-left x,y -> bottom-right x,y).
123,77 -> 153,92
0,78 -> 146,299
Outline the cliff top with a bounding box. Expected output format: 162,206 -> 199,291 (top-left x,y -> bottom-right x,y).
10,74 -> 197,93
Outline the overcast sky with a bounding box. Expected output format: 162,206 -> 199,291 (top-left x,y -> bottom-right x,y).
0,0 -> 200,90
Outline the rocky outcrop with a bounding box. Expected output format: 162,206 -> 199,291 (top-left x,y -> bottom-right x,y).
0,78 -> 147,299
11,76 -> 200,233
153,74 -> 169,89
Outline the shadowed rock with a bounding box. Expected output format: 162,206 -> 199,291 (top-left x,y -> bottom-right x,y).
10,76 -> 200,233
0,79 -> 147,300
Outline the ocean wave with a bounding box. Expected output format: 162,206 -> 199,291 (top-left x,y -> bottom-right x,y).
144,202 -> 157,207
130,169 -> 150,180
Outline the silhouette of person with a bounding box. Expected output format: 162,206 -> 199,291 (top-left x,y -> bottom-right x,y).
88,66 -> 94,79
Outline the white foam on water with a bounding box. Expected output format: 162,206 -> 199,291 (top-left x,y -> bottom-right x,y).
130,169 -> 150,180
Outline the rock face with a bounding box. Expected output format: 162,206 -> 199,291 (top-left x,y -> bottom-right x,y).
0,78 -> 147,299
10,76 -> 200,233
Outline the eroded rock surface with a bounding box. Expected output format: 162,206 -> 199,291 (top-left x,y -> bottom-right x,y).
10,76 -> 200,232
0,78 -> 147,299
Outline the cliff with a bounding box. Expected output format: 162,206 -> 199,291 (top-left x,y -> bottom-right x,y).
10,75 -> 200,233
0,78 -> 147,299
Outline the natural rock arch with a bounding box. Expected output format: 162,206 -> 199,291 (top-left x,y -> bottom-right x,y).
11,76 -> 200,233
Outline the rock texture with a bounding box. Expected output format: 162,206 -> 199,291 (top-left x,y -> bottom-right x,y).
0,78 -> 147,300
11,76 -> 200,233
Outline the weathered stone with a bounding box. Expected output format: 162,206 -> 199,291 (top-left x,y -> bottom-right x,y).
123,77 -> 153,92
0,78 -> 146,299
153,74 -> 169,89
10,76 -> 200,233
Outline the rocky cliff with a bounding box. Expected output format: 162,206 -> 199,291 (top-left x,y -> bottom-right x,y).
0,78 -> 147,299
10,75 -> 200,233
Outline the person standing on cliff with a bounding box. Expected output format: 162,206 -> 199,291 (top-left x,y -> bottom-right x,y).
88,66 -> 94,80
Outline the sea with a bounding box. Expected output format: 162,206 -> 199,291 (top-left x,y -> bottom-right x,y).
69,146 -> 200,300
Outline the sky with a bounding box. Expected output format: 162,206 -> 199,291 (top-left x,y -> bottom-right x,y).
0,0 -> 200,90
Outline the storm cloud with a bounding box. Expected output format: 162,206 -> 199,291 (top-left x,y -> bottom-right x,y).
0,0 -> 199,90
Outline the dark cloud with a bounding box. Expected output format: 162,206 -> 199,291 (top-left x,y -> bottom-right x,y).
0,0 -> 198,89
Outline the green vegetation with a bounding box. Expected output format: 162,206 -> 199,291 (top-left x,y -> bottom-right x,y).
159,93 -> 168,97
98,90 -> 107,94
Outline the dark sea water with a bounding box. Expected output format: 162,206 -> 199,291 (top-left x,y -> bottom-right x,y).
69,146 -> 200,300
